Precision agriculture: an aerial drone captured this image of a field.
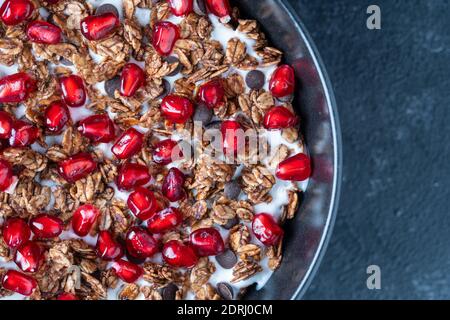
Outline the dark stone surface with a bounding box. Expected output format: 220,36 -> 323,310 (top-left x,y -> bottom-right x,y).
287,0 -> 450,299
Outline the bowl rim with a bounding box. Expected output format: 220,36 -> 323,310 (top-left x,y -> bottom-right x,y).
277,0 -> 343,300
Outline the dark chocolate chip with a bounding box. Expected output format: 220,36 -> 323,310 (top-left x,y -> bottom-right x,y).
104,75 -> 121,98
195,0 -> 207,15
156,79 -> 171,100
216,249 -> 237,269
193,103 -> 213,126
125,252 -> 146,265
95,4 -> 120,17
217,282 -> 234,300
222,216 -> 239,230
245,70 -> 265,90
164,56 -> 182,77
162,283 -> 178,300
224,180 -> 241,200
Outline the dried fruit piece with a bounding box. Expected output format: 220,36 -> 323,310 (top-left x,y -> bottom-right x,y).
168,0 -> 193,16
26,20 -> 62,44
263,106 -> 298,130
14,241 -> 42,273
45,100 -> 70,134
252,213 -> 283,246
0,72 -> 36,103
58,153 -> 97,183
0,111 -> 13,139
2,270 -> 37,296
72,204 -> 100,237
160,95 -> 194,124
162,168 -> 185,202
96,230 -> 124,261
189,227 -> 224,257
111,128 -> 144,159
152,21 -> 180,56
112,259 -> 143,283
162,240 -> 198,268
9,120 -> 39,147
127,187 -> 158,220
78,114 -> 115,143
153,139 -> 183,165
205,0 -> 230,17
126,227 -> 158,259
120,63 -> 145,97
147,207 -> 183,234
221,120 -> 242,156
275,153 -> 311,181
269,65 -> 295,98
0,159 -> 13,191
59,75 -> 86,107
80,13 -> 120,41
0,0 -> 34,26
30,214 -> 64,238
2,218 -> 31,248
197,79 -> 225,109
116,163 -> 151,191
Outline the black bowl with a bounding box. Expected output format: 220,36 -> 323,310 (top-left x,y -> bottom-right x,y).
237,0 -> 342,300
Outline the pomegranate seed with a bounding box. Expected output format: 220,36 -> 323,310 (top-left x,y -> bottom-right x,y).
9,120 -> 39,147
127,187 -> 158,220
0,159 -> 13,191
126,226 -> 158,259
80,12 -> 120,41
59,75 -> 86,107
221,120 -> 242,156
167,0 -> 193,16
147,207 -> 183,234
71,204 -> 100,237
116,162 -> 151,191
111,128 -> 144,159
263,106 -> 298,130
2,270 -> 37,296
160,94 -> 194,124
26,20 -> 62,44
153,139 -> 183,165
14,241 -> 42,273
252,213 -> 284,246
162,168 -> 185,202
44,100 -> 70,134
189,227 -> 224,256
162,240 -> 198,268
77,114 -> 115,143
120,63 -> 145,97
0,0 -> 34,26
96,230 -> 124,261
111,259 -> 143,283
269,65 -> 295,98
197,79 -> 225,109
205,0 -> 230,17
275,153 -> 311,181
2,218 -> 30,248
0,72 -> 36,103
58,153 -> 97,183
0,111 -> 13,139
30,214 -> 63,238
57,293 -> 78,300
152,21 -> 180,56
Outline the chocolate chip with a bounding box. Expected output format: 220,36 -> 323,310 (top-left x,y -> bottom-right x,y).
156,79 -> 171,100
162,283 -> 178,300
222,216 -> 239,230
104,76 -> 121,98
164,56 -> 182,77
217,282 -> 234,300
193,103 -> 213,126
95,4 -> 120,17
245,70 -> 265,90
125,252 -> 146,265
195,0 -> 207,15
224,180 -> 241,200
216,249 -> 237,269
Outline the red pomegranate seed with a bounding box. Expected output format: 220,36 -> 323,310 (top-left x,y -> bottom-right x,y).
168,0 -> 193,16
57,292 -> 78,300
30,214 -> 63,238
252,213 -> 284,246
59,75 -> 86,107
0,111 -> 13,139
116,162 -> 151,191
120,63 -> 145,97
57,153 -> 97,183
2,218 -> 31,248
197,79 -> 225,109
263,106 -> 298,130
152,21 -> 180,56
111,259 -> 143,283
2,270 -> 37,296
44,100 -> 70,134
127,187 -> 158,220
0,158 -> 13,192
0,72 -> 36,103
14,241 -> 42,273
269,65 -> 295,98
26,20 -> 62,44
162,168 -> 185,202
77,114 -> 115,143
111,128 -> 144,159
9,120 -> 39,147
160,94 -> 194,124
189,227 -> 224,256
221,120 -> 242,156
205,0 -> 230,17
0,0 -> 34,26
147,207 -> 183,234
96,230 -> 124,261
153,139 -> 183,165
126,226 -> 158,259
162,240 -> 198,268
275,153 -> 311,181
71,204 -> 100,237
80,12 -> 120,41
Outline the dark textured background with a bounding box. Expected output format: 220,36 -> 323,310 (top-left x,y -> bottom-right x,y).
286,0 -> 450,299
